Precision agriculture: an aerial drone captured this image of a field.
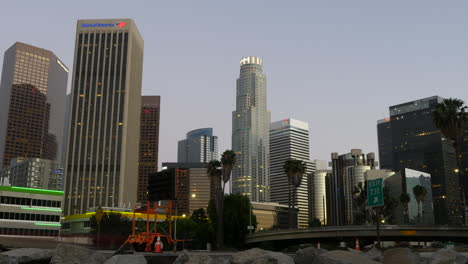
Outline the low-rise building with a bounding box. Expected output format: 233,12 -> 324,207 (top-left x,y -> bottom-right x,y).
162,163 -> 212,216
9,158 -> 64,191
385,168 -> 435,225
252,202 -> 295,231
0,186 -> 63,237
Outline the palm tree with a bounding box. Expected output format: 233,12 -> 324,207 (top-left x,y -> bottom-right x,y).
221,150 -> 236,194
283,159 -> 306,229
207,160 -> 223,248
432,98 -> 468,215
206,150 -> 237,249
412,185 -> 427,224
399,193 -> 411,224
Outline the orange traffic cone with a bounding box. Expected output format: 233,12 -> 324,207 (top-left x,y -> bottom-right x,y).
355,238 -> 360,251
154,236 -> 163,253
317,241 -> 321,249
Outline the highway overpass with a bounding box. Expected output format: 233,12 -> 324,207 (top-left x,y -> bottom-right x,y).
246,225 -> 468,244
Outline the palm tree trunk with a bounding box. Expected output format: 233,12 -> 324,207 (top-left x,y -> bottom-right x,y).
216,189 -> 223,249
218,196 -> 224,248
405,204 -> 409,224
417,201 -> 420,224
292,186 -> 296,229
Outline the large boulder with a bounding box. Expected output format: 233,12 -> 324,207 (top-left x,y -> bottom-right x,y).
173,251 -> 230,264
0,248 -> 53,263
294,246 -> 327,264
0,255 -> 9,264
313,250 -> 381,264
0,245 -> 9,253
364,247 -> 383,262
231,248 -> 294,264
347,248 -> 365,255
430,249 -> 468,264
50,244 -> 108,264
384,248 -> 419,264
104,254 -> 147,264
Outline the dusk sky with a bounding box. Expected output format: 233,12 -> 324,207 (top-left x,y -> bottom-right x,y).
1,1 -> 467,168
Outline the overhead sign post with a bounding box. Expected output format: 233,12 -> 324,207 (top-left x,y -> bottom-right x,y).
367,178 -> 384,248
367,178 -> 384,207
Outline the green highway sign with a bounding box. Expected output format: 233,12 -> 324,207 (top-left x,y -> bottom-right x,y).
367,178 -> 384,207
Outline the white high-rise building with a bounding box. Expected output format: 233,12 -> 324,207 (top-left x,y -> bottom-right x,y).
64,19 -> 144,215
232,56 -> 271,202
269,118 -> 315,228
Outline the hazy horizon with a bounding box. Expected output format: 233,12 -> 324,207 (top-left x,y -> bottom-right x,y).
1,1 -> 467,168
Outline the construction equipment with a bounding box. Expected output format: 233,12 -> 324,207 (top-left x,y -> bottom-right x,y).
123,201 -> 183,252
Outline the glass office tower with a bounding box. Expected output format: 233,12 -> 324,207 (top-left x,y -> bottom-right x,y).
377,96 -> 462,225
178,128 -> 218,163
64,19 -> 144,215
232,56 -> 271,202
0,42 -> 68,173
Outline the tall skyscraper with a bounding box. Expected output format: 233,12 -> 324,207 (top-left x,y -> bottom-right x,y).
377,96 -> 462,225
64,19 -> 144,215
232,56 -> 271,202
0,42 -> 68,174
137,96 -> 160,203
269,118 -> 314,228
178,128 -> 218,163
327,149 -> 377,226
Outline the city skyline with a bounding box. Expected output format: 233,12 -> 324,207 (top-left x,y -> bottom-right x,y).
1,1 -> 468,168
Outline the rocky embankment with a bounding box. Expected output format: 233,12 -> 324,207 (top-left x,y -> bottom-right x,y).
0,244 -> 467,264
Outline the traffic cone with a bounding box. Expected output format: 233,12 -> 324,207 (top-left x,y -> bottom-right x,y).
317,241 -> 321,249
154,236 -> 163,253
355,238 -> 360,251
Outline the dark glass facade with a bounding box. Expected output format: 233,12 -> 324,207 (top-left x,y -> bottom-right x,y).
378,96 -> 463,225
137,96 -> 160,203
0,42 -> 68,171
377,119 -> 393,170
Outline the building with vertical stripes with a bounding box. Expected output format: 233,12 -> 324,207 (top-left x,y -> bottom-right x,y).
269,118 -> 315,228
232,56 -> 271,202
64,19 -> 144,215
137,96 -> 160,203
0,42 -> 68,183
